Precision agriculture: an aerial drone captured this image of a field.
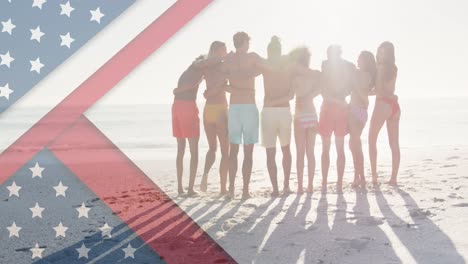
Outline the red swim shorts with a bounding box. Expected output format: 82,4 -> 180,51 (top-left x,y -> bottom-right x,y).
318,100 -> 349,137
172,100 -> 200,138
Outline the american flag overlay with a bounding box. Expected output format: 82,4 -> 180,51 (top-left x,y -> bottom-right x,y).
1,148 -> 164,263
1,0 -> 234,263
0,0 -> 135,112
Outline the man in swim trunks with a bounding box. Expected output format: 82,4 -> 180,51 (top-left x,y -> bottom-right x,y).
222,32 -> 264,199
172,55 -> 205,196
261,36 -> 294,197
319,45 -> 356,193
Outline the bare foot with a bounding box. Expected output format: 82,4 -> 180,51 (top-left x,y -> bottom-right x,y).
282,187 -> 293,196
306,185 -> 313,193
178,187 -> 185,195
241,192 -> 252,200
352,179 -> 360,188
321,183 -> 327,194
271,190 -> 280,197
360,179 -> 367,189
220,189 -> 229,197
336,183 -> 343,194
372,174 -> 378,186
187,190 -> 198,197
227,189 -> 235,199
386,178 -> 398,186
200,175 -> 208,192
297,187 -> 304,195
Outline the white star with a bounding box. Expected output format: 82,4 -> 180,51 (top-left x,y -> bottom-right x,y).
30,57 -> 44,74
76,243 -> 90,259
90,7 -> 105,24
32,0 -> 47,9
6,181 -> 21,197
53,181 -> 68,197
6,222 -> 21,238
30,162 -> 44,178
76,203 -> 91,218
1,18 -> 15,35
30,243 -> 45,259
122,243 -> 137,259
0,83 -> 14,100
60,1 -> 74,17
60,32 -> 74,49
99,223 -> 112,238
30,203 -> 45,218
0,51 -> 14,68
53,222 -> 68,238
30,26 -> 45,43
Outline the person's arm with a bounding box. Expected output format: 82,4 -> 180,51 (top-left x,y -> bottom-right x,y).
224,85 -> 254,96
266,92 -> 294,106
294,71 -> 322,98
173,85 -> 194,95
345,62 -> 358,96
173,75 -> 203,95
192,56 -> 223,70
203,82 -> 227,99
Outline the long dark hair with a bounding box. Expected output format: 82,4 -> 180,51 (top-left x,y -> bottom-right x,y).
358,51 -> 377,88
378,41 -> 397,81
267,36 -> 282,61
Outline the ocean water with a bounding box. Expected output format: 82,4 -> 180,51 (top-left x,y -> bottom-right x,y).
1,97 -> 467,156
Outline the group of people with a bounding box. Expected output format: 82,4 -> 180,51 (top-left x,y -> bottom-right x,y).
172,32 -> 400,199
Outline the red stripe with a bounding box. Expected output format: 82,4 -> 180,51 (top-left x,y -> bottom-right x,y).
0,0 -> 213,184
49,116 -> 235,264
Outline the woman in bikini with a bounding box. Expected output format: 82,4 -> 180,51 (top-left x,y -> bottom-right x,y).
368,41 -> 400,185
289,47 -> 322,194
349,51 -> 376,188
199,41 -> 230,195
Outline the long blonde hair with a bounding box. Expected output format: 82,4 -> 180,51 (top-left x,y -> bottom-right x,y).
208,41 -> 226,58
288,47 -> 311,67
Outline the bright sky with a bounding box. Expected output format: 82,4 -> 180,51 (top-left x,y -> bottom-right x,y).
94,0 -> 468,105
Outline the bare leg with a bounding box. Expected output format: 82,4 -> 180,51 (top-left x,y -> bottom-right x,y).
356,137 -> 366,187
242,144 -> 254,199
217,117 -> 230,195
266,147 -> 279,197
335,136 -> 345,193
369,102 -> 390,185
305,129 -> 316,193
349,134 -> 359,187
228,143 -> 239,198
281,144 -> 292,195
386,112 -> 401,185
321,136 -> 331,193
201,122 -> 217,192
187,137 -> 199,196
176,138 -> 186,194
295,123 -> 306,194
349,118 -> 365,187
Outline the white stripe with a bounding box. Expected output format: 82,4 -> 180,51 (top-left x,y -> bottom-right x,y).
0,0 -> 176,153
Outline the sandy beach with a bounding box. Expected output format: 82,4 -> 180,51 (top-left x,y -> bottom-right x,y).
138,143 -> 468,264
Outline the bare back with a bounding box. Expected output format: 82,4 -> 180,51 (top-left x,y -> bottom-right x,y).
223,52 -> 262,104
204,62 -> 228,105
350,70 -> 372,108
263,57 -> 291,107
321,60 -> 356,102
294,69 -> 321,114
375,65 -> 398,98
